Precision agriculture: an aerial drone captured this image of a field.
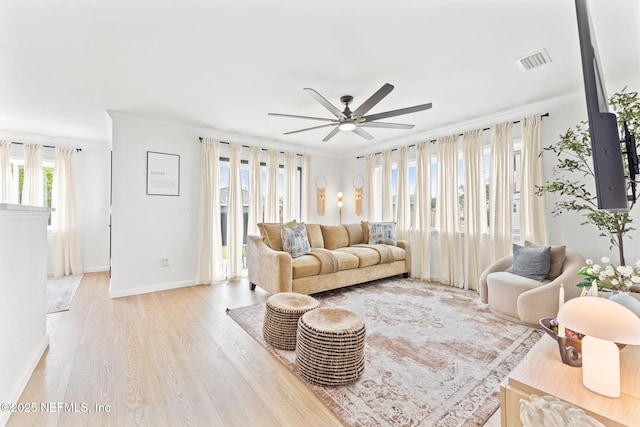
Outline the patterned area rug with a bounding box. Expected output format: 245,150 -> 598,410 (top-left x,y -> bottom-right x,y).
227,278 -> 543,427
47,274 -> 83,313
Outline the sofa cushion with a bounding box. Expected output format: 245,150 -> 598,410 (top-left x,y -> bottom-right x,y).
258,220 -> 297,251
344,223 -> 365,245
525,240 -> 566,280
321,225 -> 349,250
368,221 -> 397,246
292,251 -> 359,279
304,223 -> 325,248
281,223 -> 311,258
361,221 -> 369,243
506,243 -> 551,281
335,245 -> 406,267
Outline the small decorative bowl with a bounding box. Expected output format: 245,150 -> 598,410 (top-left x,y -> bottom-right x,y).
539,317 -> 625,351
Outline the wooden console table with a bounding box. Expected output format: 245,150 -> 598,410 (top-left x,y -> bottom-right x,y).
500,335 -> 640,427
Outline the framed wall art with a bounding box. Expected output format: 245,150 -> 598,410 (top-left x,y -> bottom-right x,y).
146,151 -> 180,196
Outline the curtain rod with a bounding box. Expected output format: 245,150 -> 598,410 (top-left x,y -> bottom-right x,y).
11,141 -> 82,152
355,113 -> 549,159
198,137 -> 303,157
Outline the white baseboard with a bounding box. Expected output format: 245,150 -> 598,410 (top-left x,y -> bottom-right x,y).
109,280 -> 195,299
0,335 -> 49,427
83,266 -> 110,273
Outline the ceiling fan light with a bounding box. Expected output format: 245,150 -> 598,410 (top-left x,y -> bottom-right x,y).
339,122 -> 356,131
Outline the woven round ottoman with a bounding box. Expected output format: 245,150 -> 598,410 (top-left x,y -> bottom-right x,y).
296,307 -> 366,386
263,292 -> 320,350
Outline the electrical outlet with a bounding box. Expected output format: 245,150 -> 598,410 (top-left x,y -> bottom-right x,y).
162,257 -> 169,267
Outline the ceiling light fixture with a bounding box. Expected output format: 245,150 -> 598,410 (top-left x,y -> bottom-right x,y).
339,122 -> 356,131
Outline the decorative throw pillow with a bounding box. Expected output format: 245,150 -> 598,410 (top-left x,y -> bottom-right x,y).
343,223 -> 365,246
368,221 -> 397,246
304,223 -> 324,248
281,223 -> 310,258
506,243 -> 551,281
258,220 -> 297,251
525,240 -> 566,280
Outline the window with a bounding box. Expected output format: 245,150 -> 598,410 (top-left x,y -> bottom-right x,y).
9,158 -> 53,207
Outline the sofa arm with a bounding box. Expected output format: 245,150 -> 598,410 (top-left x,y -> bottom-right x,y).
397,240 -> 411,273
478,254 -> 514,303
247,235 -> 293,294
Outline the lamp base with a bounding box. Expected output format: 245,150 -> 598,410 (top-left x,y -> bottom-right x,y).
582,335 -> 620,398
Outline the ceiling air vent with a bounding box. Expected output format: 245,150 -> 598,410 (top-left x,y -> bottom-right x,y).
516,49 -> 552,71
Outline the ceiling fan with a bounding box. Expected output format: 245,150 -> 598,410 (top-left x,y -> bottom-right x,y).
268,83 -> 432,142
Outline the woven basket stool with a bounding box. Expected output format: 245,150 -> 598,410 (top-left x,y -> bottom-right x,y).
263,292 -> 320,350
296,307 -> 366,386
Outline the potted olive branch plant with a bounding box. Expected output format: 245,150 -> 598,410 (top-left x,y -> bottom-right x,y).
536,89 -> 640,266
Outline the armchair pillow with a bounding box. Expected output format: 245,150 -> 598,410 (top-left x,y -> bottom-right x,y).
506,243 -> 551,281
524,240 -> 566,280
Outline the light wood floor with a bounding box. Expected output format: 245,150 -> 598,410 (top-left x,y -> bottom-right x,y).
9,272 -> 501,427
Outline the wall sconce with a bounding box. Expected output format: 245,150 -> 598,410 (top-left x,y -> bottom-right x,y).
353,175 -> 363,216
557,297 -> 640,398
337,192 -> 343,224
316,176 -> 326,216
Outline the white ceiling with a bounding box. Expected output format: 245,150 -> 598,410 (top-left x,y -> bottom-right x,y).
1,0 -> 638,157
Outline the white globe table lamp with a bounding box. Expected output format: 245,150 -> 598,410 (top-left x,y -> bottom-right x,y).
557,296 -> 640,398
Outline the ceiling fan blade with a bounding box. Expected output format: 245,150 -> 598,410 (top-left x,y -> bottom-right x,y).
322,126 -> 341,142
352,83 -> 394,118
284,123 -> 338,135
304,88 -> 346,119
352,127 -> 374,141
268,112 -> 338,122
362,102 -> 432,122
360,121 -> 415,129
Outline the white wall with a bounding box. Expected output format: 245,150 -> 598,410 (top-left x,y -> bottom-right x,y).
109,113 -> 201,298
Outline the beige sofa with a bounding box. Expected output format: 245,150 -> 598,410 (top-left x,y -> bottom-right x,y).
478,248 -> 585,326
247,221 -> 410,295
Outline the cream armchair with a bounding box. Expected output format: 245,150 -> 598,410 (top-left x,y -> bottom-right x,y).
478,249 -> 585,326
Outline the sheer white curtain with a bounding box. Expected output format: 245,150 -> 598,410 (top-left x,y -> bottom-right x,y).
196,138 -> 223,284
227,143 -> 244,279
490,122 -> 514,261
411,141 -> 431,280
381,150 -> 392,221
365,154 -> 376,221
51,147 -> 83,276
283,152 -> 296,221
23,144 -> 43,206
247,146 -> 262,236
436,135 -> 463,287
463,130 -> 489,291
301,154 -> 310,222
0,141 -> 11,203
265,149 -> 279,222
396,146 -> 410,241
520,115 -> 548,244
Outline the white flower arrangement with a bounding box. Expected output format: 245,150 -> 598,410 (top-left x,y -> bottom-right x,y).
578,257 -> 640,292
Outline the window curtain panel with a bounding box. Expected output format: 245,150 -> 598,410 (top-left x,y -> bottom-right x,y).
411,141 -> 431,280
196,138 -> 223,284
227,143 -> 244,279
489,122 -> 514,261
520,115 -> 548,244
381,150 -> 393,222
301,154 -> 310,222
283,152 -> 296,221
462,130 -> 489,291
0,140 -> 11,203
435,135 -> 463,287
247,146 -> 262,236
365,154 -> 376,221
396,146 -> 410,241
265,149 -> 279,223
51,147 -> 83,276
23,143 -> 43,206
